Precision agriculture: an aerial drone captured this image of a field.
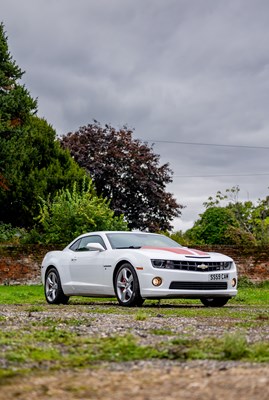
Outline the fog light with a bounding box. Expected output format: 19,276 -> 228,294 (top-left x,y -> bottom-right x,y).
152,277 -> 162,286
231,278 -> 237,287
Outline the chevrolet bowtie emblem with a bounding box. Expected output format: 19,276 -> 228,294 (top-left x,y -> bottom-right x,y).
197,263 -> 208,270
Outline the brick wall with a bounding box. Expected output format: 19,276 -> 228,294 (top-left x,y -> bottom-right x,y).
0,244 -> 269,284
0,245 -> 55,285
195,245 -> 269,282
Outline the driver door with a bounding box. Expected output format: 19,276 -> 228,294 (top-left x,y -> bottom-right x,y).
69,235 -> 107,295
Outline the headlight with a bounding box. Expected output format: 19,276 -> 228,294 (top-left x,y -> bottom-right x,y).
151,259 -> 175,269
221,262 -> 232,270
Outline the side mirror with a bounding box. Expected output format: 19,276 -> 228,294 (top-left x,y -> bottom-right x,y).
86,242 -> 106,252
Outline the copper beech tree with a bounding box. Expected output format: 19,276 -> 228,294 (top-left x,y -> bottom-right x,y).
61,122 -> 183,231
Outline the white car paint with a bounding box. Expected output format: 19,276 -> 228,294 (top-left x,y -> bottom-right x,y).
41,231 -> 238,306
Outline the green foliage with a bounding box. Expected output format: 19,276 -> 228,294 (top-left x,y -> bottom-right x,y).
0,22 -> 36,213
0,116 -> 87,228
185,207 -> 240,245
185,186 -> 269,246
237,276 -> 256,289
0,222 -> 25,243
249,197 -> 269,245
162,230 -> 191,247
0,23 -> 87,228
0,22 -> 37,132
36,179 -> 128,244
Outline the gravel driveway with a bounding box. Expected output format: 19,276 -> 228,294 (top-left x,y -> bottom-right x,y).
0,303 -> 269,400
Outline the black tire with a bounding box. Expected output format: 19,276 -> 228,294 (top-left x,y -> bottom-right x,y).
45,267 -> 69,305
114,263 -> 144,307
200,297 -> 230,307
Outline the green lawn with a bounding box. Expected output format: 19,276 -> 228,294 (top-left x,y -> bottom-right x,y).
0,281 -> 269,306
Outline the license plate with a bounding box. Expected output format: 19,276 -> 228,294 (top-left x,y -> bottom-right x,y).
209,273 -> 228,281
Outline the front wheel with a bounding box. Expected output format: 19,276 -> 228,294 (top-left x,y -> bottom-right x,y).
114,263 -> 144,307
200,297 -> 230,307
45,268 -> 69,305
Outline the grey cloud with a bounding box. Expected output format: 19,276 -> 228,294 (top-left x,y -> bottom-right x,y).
2,0 -> 269,230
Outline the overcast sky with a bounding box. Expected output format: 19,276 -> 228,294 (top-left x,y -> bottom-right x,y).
2,0 -> 269,231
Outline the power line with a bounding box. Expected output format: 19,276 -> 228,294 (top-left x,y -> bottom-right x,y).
173,173 -> 269,178
144,139 -> 269,150
137,138 -> 269,178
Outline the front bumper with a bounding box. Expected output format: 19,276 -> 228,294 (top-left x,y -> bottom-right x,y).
139,269 -> 238,299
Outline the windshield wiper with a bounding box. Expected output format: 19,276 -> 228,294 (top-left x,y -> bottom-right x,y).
115,246 -> 141,249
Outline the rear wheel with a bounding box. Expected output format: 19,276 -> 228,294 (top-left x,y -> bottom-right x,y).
114,263 -> 144,307
200,297 -> 230,307
45,268 -> 69,305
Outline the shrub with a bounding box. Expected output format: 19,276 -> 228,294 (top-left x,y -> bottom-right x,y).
0,223 -> 26,243
34,179 -> 128,244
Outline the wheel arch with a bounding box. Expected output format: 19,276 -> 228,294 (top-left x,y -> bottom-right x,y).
41,264 -> 57,285
113,260 -> 134,284
113,260 -> 144,307
45,264 -> 59,277
44,265 -> 69,304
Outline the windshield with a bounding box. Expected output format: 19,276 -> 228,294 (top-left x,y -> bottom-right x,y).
106,232 -> 182,249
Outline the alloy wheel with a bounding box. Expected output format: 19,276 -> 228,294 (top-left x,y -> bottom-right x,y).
45,270 -> 59,302
116,267 -> 134,303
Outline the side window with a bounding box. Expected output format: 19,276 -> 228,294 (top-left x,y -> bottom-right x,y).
69,239 -> 81,251
77,235 -> 107,251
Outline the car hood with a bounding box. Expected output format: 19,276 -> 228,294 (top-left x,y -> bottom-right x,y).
134,247 -> 232,261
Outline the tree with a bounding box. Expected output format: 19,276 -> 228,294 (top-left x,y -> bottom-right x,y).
61,122 -> 182,231
0,22 -> 38,191
186,186 -> 262,246
0,22 -> 37,133
37,179 -> 128,244
0,116 -> 87,227
185,207 -> 240,245
0,23 -> 88,228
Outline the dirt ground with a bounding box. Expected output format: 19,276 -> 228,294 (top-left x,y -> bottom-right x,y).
0,304 -> 269,399
0,362 -> 269,400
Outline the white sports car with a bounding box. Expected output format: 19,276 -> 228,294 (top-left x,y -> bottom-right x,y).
41,231 -> 238,307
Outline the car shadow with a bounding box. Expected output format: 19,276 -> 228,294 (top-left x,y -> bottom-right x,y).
67,299 -> 238,309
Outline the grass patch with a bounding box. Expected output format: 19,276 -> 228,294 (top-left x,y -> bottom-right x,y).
1,322 -> 269,383
232,287 -> 269,305
168,333 -> 269,362
150,328 -> 174,336
0,285 -> 44,304
65,335 -> 164,367
1,282 -> 269,307
135,310 -> 148,321
0,329 -> 164,381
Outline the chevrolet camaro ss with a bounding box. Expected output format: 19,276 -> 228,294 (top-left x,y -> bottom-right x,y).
41,231 -> 238,307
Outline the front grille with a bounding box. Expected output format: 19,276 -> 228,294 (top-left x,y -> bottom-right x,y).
169,261 -> 232,272
169,281 -> 228,290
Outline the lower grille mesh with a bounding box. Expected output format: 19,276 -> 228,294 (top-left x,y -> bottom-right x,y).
169,281 -> 228,290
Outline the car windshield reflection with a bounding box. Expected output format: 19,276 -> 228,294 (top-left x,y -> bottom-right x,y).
106,232 -> 182,250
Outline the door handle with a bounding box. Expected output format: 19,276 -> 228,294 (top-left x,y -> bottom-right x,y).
71,257 -> 77,262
